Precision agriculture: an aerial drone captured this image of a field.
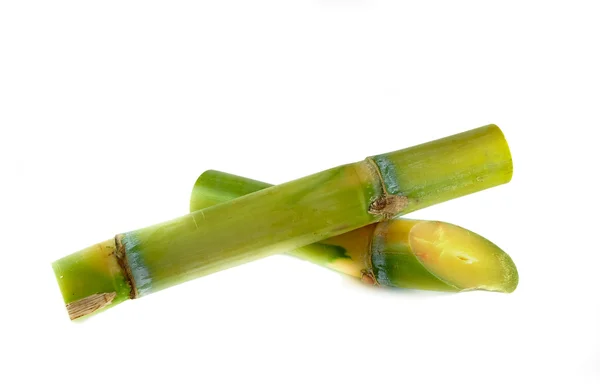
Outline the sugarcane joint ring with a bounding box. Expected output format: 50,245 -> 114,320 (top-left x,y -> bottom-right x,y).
368,194 -> 408,218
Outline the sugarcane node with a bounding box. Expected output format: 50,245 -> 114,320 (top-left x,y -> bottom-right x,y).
368,194 -> 408,218
114,234 -> 138,299
360,270 -> 378,286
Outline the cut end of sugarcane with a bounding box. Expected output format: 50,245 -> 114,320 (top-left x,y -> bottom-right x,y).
65,292 -> 117,320
409,221 -> 518,293
52,238 -> 132,320
484,124 -> 514,184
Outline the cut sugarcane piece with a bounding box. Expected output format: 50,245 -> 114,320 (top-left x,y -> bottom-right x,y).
191,171 -> 518,292
408,221 -> 518,292
52,239 -> 131,319
53,124 -> 513,320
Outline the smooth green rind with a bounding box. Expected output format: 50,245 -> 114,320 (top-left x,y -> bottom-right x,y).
127,163 -> 381,296
371,234 -> 459,291
370,221 -> 460,291
190,170 -> 270,208
190,171 -> 360,270
190,171 -> 270,212
372,124 -> 513,213
193,125 -> 514,217
191,170 -> 372,277
289,242 -> 351,265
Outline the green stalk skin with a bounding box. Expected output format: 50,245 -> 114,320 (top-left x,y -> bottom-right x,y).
191,171 -> 518,293
52,124 -> 513,320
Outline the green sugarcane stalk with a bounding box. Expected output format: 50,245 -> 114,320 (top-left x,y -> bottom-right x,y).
191,171 -> 518,293
53,124 -> 513,320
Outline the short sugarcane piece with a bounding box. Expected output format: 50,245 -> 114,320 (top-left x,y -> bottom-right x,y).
191,170 -> 518,292
53,124 -> 513,320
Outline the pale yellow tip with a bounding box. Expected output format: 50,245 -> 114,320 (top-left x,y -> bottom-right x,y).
409,221 -> 518,292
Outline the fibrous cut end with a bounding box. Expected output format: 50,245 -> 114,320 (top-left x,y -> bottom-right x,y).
52,238 -> 132,320
409,221 -> 518,293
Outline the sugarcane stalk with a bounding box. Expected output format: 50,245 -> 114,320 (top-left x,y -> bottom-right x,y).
191,170 -> 518,293
53,124 -> 513,320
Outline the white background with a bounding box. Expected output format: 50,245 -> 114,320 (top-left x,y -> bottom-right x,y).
1,1 -> 598,389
